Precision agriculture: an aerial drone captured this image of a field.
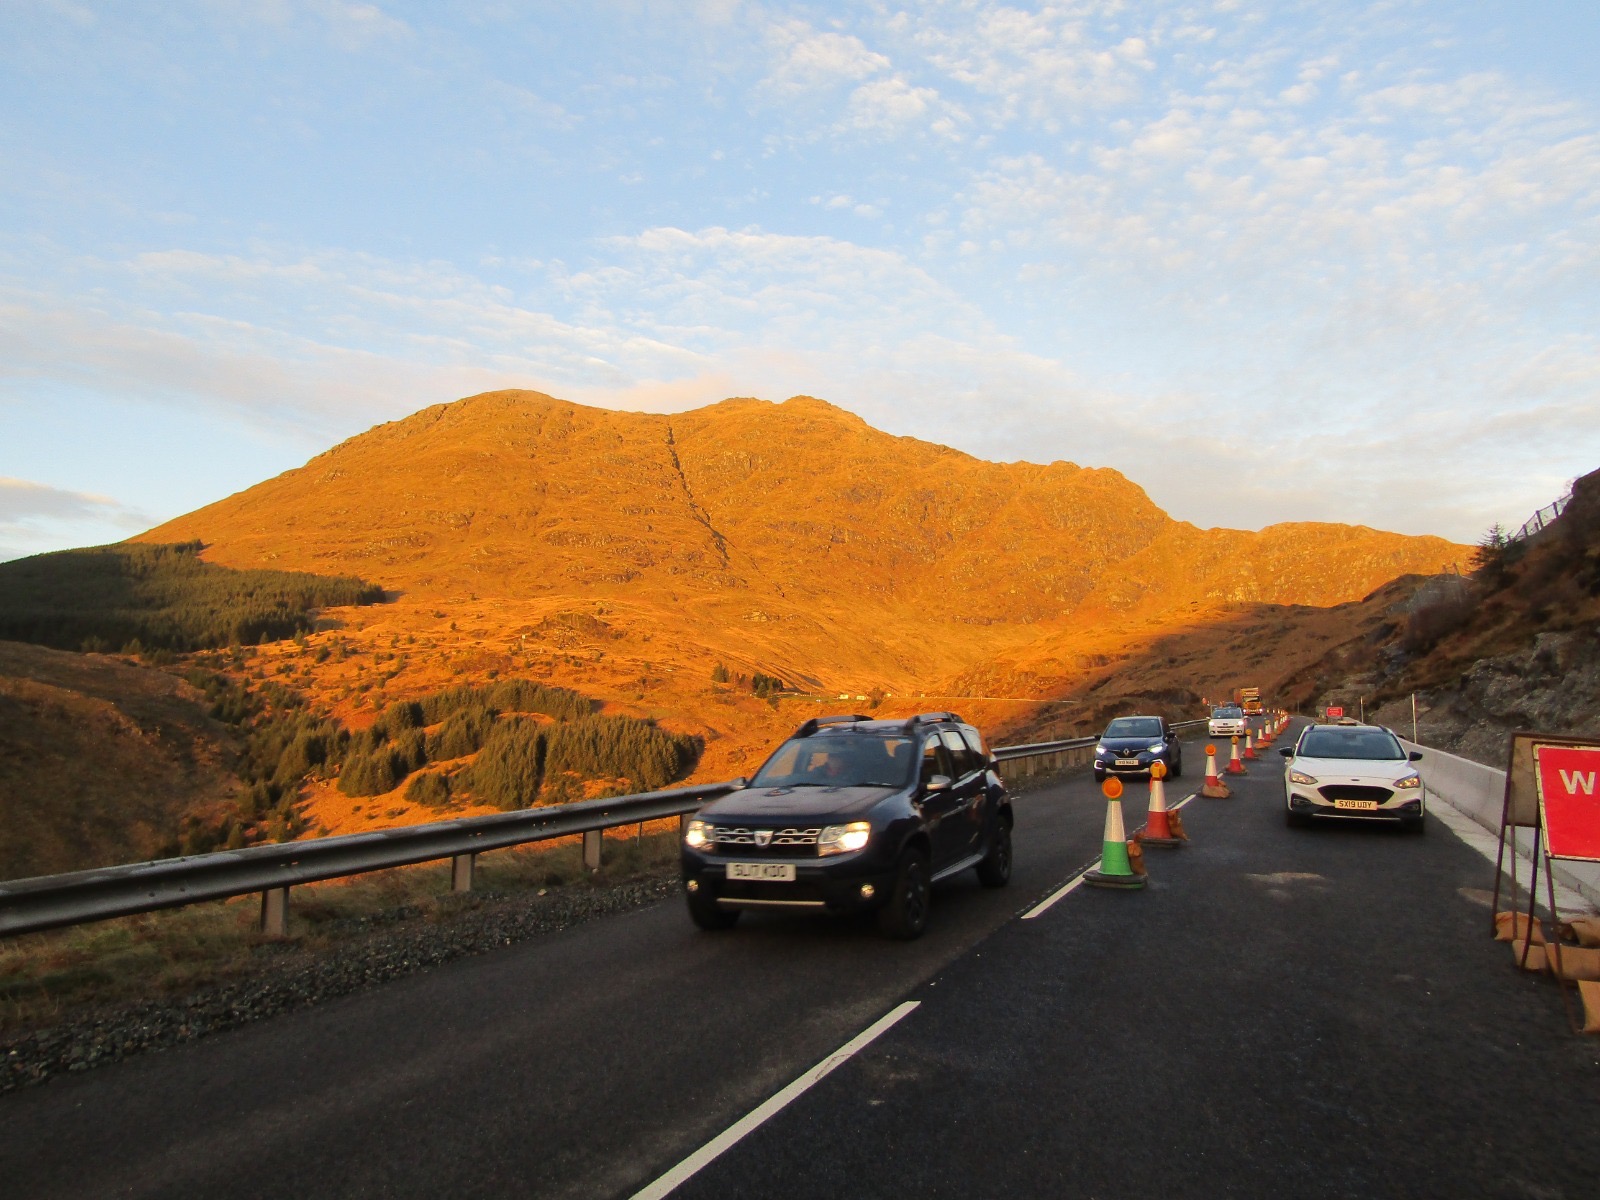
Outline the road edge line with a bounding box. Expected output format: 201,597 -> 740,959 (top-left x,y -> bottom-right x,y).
1022,861 -> 1100,920
1172,792 -> 1198,811
627,1000 -> 922,1200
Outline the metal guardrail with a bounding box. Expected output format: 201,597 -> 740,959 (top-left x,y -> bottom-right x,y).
0,718 -> 1211,939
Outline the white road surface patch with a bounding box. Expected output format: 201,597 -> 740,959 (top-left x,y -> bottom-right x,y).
628,1000 -> 922,1200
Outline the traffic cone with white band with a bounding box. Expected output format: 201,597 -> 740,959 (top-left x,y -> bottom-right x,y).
1225,735 -> 1246,775
1141,762 -> 1186,847
1201,744 -> 1231,798
1243,729 -> 1258,760
1083,777 -> 1148,889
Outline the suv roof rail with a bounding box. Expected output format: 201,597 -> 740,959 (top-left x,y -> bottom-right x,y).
793,714 -> 872,737
899,711 -> 965,733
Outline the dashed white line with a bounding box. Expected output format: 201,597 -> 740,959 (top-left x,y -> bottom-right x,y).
628,1000 -> 921,1200
1022,862 -> 1100,919
1173,792 -> 1198,811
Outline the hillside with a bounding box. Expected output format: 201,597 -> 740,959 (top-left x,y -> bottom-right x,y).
0,642 -> 243,877
141,390 -> 1464,689
0,390 -> 1470,874
1290,466 -> 1600,764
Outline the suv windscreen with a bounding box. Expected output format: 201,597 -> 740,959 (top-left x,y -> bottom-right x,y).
751,735 -> 916,788
1105,717 -> 1162,739
1298,728 -> 1404,760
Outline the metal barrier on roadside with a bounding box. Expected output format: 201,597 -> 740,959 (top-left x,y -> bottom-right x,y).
0,718 -> 1208,939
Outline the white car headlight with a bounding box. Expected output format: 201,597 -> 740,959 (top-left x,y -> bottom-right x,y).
1148,741 -> 1165,752
1288,770 -> 1318,786
684,818 -> 715,850
1393,773 -> 1422,790
818,821 -> 872,856
1096,744 -> 1110,757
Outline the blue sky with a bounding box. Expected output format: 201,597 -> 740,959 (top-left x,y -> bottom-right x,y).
3,1 -> 1598,562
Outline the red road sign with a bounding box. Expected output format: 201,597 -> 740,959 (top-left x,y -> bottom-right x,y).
1325,706 -> 1344,719
1534,744 -> 1600,862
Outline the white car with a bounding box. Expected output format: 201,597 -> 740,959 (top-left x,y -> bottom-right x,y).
1208,706 -> 1247,737
1280,723 -> 1426,832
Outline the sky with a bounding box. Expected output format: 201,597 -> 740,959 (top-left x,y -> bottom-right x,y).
2,0 -> 1598,562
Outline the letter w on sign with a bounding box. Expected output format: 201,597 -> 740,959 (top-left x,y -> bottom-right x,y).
1535,745 -> 1600,862
1560,769 -> 1598,796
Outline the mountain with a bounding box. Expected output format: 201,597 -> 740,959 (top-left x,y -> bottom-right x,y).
141,390 -> 1464,687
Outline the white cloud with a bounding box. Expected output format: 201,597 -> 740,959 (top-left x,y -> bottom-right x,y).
761,19 -> 888,94
0,477 -> 152,563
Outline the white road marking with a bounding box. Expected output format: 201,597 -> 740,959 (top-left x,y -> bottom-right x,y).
1172,792 -> 1198,811
1022,863 -> 1099,919
628,1000 -> 921,1200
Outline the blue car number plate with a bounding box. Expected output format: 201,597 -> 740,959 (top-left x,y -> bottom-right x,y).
1116,757 -> 1141,767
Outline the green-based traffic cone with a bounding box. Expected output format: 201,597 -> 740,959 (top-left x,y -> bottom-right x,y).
1084,777 -> 1148,890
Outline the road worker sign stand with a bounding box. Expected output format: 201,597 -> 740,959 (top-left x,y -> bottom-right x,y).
1491,732 -> 1600,1032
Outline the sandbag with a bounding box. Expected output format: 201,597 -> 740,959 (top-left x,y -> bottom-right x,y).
1545,943 -> 1600,983
1557,916 -> 1600,948
1496,911 -> 1546,944
1511,939 -> 1548,972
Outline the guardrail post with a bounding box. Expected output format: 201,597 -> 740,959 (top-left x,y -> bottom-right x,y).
582,829 -> 602,872
451,853 -> 476,894
260,887 -> 289,937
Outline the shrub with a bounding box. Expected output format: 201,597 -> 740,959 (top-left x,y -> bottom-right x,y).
465,719 -> 547,811
426,706 -> 495,760
405,772 -> 452,808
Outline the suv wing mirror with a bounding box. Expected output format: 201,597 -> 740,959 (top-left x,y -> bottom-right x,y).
1408,751 -> 1423,762
1279,747 -> 1294,758
924,774 -> 952,794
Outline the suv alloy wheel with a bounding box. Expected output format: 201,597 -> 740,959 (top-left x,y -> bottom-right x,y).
877,849 -> 931,939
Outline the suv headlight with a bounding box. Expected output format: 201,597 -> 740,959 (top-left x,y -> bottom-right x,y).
1148,741 -> 1165,752
684,819 -> 715,851
1096,744 -> 1110,757
1288,769 -> 1318,786
1393,773 -> 1422,790
818,821 -> 871,856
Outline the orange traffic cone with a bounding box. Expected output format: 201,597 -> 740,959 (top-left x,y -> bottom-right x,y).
1201,744 -> 1231,798
1225,735 -> 1246,775
1243,730 -> 1258,760
1142,762 -> 1185,847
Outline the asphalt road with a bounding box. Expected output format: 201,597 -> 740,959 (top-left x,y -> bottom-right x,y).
0,737 -> 1116,1200
4,728 -> 1597,1199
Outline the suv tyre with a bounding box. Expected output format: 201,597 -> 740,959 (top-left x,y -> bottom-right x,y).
877,849 -> 931,940
975,818 -> 1012,888
686,887 -> 740,931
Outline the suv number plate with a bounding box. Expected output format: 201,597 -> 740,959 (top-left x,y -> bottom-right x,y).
726,862 -> 797,882
1333,799 -> 1379,811
1115,758 -> 1141,767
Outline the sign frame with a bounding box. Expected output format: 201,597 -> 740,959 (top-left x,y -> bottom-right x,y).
1491,731 -> 1600,1034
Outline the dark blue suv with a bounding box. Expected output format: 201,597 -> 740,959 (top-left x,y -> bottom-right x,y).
1093,714 -> 1183,783
680,713 -> 1012,939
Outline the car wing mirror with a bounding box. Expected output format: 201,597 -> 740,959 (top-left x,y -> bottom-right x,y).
730,776 -> 749,789
1279,748 -> 1294,758
1408,751 -> 1423,762
924,774 -> 952,793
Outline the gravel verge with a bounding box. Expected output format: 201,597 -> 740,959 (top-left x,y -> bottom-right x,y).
1,873 -> 679,1096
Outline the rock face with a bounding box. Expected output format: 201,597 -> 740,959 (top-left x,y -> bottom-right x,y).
140,390 -> 1465,686
1315,465 -> 1600,766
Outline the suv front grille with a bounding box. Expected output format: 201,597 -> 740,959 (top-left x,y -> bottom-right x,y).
710,826 -> 823,856
1317,784 -> 1393,803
